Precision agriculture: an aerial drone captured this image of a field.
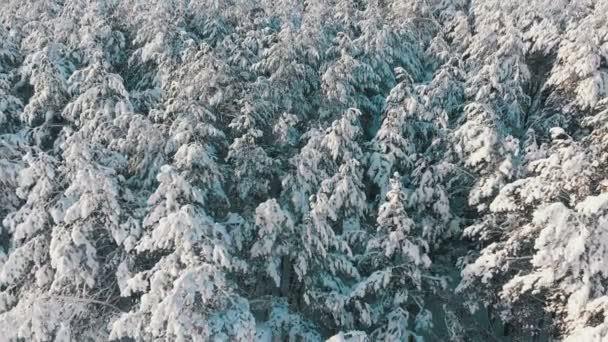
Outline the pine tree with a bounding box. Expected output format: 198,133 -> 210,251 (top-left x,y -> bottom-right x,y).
2,1 -> 608,340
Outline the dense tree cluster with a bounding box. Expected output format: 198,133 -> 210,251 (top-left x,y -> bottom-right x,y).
1,0 -> 607,341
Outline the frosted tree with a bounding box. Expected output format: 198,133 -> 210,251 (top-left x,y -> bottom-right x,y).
111,164 -> 256,341
283,107 -> 364,215
419,62 -> 464,127
544,2 -> 608,115
0,26 -> 25,221
368,64 -> 457,218
1,20 -> 138,337
227,127 -> 278,205
249,108 -> 366,337
459,128 -> 603,339
0,152 -> 68,341
109,37 -> 258,338
452,1 -> 534,219
18,43 -> 72,134
315,158 -> 367,245
345,173 -> 435,341
0,26 -> 22,129
374,0 -> 436,83
116,0 -> 192,107
321,32 -> 379,119
453,103 -> 521,214
248,199 -> 323,340
227,82 -> 279,206
3,0 -> 607,340
251,199 -> 297,295
502,196 -> 608,341
367,80 -> 418,199
252,21 -> 322,120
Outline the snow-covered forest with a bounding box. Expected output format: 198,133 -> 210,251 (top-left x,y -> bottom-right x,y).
1,0 -> 608,341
